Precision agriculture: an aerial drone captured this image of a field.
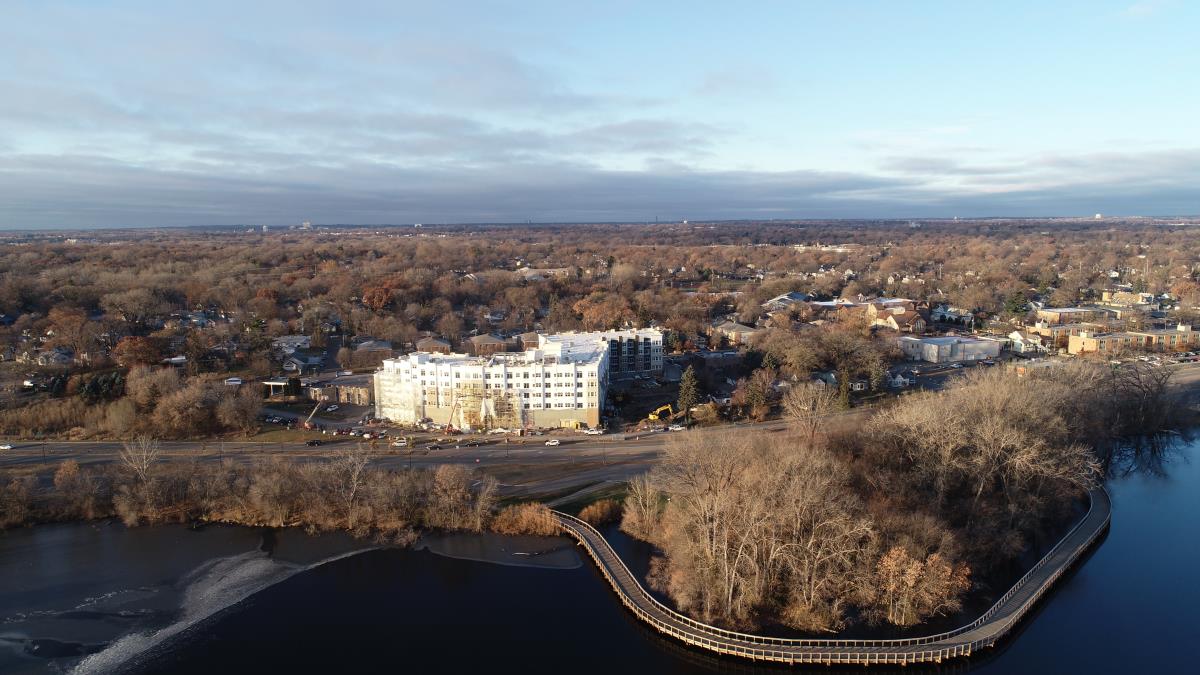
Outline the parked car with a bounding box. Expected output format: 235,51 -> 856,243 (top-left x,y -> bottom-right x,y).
667,424 -> 686,432
326,404 -> 339,412
305,440 -> 322,447
584,428 -> 604,435
544,439 -> 561,446
390,439 -> 408,447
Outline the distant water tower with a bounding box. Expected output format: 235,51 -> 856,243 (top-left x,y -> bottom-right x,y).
262,224 -> 269,233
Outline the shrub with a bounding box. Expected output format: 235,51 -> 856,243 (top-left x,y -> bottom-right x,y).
490,502 -> 558,536
579,498 -> 622,525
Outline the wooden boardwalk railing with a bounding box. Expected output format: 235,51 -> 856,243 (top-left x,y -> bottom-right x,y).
553,487 -> 1110,665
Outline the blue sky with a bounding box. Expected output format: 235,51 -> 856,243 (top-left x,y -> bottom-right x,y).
1,0 -> 1197,228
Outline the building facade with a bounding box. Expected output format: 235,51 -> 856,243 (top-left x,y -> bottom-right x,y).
375,346 -> 608,430
1067,325 -> 1199,355
898,335 -> 1003,363
1036,307 -> 1102,324
536,329 -> 663,378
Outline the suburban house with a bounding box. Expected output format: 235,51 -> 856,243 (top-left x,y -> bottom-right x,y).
761,291 -> 812,312
414,336 -> 452,354
931,305 -> 974,325
283,351 -> 325,374
17,346 -> 74,367
272,335 -> 311,355
864,299 -> 927,334
712,319 -> 760,346
898,335 -> 1003,363
468,333 -> 509,356
354,339 -> 394,357
814,371 -> 868,392
885,370 -> 913,388
1007,330 -> 1050,355
519,332 -> 541,350
876,310 -> 927,334
516,267 -> 573,282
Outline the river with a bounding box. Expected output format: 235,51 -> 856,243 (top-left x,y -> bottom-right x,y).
1,437 -> 1197,674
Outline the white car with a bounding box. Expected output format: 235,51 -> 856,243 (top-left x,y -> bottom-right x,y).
668,424 -> 686,432
584,428 -> 604,435
0,444 -> 12,450
391,439 -> 408,447
544,439 -> 561,446
326,405 -> 339,412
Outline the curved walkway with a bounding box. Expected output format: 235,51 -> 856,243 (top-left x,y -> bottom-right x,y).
554,487 -> 1110,666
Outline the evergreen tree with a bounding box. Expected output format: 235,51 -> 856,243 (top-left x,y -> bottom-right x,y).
678,365 -> 702,417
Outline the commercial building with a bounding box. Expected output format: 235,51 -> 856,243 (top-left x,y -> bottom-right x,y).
374,329 -> 661,429
307,374 -> 374,406
1067,324 -> 1199,355
1036,307 -> 1103,324
536,329 -> 663,378
375,345 -> 606,430
898,335 -> 1003,364
1026,321 -> 1106,348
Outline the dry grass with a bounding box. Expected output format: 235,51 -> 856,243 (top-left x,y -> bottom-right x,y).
578,498 -> 622,525
490,502 -> 559,536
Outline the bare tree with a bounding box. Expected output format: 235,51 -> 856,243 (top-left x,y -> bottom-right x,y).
119,436 -> 160,484
621,473 -> 662,541
471,474 -> 498,532
331,445 -> 371,529
782,381 -> 839,445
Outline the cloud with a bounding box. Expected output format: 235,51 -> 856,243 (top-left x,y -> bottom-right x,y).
0,2 -> 1194,228
1123,0 -> 1177,17
878,156 -> 1015,176
2,147 -> 1197,228
693,68 -> 778,97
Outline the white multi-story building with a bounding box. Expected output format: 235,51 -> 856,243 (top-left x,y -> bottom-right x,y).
375,328 -> 662,429
537,328 -> 663,378
375,345 -> 608,430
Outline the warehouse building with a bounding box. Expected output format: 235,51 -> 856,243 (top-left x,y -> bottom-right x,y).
898,335 -> 1003,363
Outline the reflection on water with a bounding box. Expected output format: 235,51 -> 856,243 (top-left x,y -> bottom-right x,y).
1,435 -> 1197,675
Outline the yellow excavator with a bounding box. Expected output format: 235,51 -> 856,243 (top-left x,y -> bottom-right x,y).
645,404 -> 681,424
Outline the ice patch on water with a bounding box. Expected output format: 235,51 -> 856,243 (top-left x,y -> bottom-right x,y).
69,548 -> 372,675
417,531 -> 581,570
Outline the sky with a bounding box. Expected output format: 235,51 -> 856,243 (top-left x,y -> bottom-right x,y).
1,0 -> 1198,229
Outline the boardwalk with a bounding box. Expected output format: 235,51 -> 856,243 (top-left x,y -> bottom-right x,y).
554,487 -> 1110,666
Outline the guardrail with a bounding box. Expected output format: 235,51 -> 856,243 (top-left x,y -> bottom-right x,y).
554,486 -> 1110,665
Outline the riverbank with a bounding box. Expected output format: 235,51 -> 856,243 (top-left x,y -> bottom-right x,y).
2,434 -> 1193,674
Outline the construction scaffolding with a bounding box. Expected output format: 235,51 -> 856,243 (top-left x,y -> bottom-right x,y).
440,383 -> 524,431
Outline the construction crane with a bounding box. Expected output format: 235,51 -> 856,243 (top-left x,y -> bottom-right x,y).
302,401 -> 323,429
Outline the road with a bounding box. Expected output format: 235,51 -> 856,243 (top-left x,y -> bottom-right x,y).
3,362 -> 1193,497
0,415 -> 845,497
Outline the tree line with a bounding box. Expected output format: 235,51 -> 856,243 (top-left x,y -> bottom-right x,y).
0,439 -> 560,543
620,361 -> 1182,632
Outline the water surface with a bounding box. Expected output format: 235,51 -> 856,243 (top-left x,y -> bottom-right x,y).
1,438 -> 1197,674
